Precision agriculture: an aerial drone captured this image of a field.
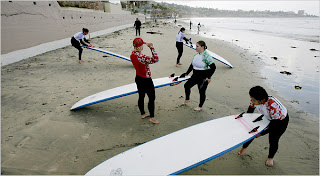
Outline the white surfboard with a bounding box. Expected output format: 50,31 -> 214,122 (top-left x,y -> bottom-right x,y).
183,41 -> 233,68
82,46 -> 131,62
85,113 -> 269,175
71,75 -> 190,110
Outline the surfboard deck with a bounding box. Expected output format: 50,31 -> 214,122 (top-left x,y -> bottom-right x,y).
85,113 -> 269,175
71,75 -> 190,110
82,46 -> 131,62
183,41 -> 233,68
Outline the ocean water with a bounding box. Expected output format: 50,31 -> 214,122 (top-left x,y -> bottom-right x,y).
181,17 -> 320,116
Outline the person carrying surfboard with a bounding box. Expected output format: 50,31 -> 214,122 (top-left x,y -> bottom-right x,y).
238,86 -> 289,167
180,40 -> 216,111
130,37 -> 160,124
71,28 -> 92,63
176,27 -> 189,67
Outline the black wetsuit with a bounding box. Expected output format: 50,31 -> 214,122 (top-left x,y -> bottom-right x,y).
135,75 -> 155,117
134,20 -> 142,36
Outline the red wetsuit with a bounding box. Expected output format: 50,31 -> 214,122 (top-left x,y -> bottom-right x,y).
130,46 -> 159,78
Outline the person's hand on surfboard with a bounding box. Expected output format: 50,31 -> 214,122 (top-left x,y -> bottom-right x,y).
180,73 -> 187,78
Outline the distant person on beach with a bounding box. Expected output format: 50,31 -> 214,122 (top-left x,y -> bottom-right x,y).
175,27 -> 190,67
238,86 -> 289,167
134,18 -> 142,36
71,28 -> 92,64
190,21 -> 192,30
130,37 -> 160,124
197,23 -> 201,34
180,40 -> 216,111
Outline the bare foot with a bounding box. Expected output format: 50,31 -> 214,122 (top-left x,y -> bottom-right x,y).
178,63 -> 182,65
265,158 -> 274,167
176,64 -> 179,67
238,148 -> 246,156
181,100 -> 190,105
78,60 -> 85,64
141,114 -> 150,119
149,118 -> 160,124
194,107 -> 202,111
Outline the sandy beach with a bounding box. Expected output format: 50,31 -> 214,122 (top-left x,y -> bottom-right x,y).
1,20 -> 319,175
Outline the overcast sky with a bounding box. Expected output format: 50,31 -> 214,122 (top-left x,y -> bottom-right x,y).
154,1 -> 320,16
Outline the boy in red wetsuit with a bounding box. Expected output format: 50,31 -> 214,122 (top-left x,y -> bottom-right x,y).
130,37 -> 160,124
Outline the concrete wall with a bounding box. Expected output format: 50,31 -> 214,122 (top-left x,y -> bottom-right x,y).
104,3 -> 125,14
1,1 -> 144,55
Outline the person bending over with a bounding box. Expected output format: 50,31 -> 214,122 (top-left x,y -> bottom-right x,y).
238,86 -> 289,167
71,28 -> 92,63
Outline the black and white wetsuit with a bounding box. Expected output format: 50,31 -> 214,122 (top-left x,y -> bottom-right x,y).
175,31 -> 189,64
71,32 -> 90,60
184,50 -> 216,107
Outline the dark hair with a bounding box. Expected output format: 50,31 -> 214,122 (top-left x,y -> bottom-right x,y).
179,27 -> 185,33
197,40 -> 207,50
82,28 -> 89,33
249,86 -> 268,101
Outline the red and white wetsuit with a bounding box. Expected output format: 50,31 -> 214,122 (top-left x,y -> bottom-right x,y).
130,46 -> 159,78
249,96 -> 287,120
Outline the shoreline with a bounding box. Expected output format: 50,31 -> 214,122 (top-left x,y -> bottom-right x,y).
177,17 -> 319,117
1,20 -> 318,175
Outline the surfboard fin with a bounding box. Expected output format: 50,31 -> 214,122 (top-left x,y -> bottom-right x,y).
253,115 -> 264,122
249,126 -> 260,134
170,77 -> 180,86
235,112 -> 245,119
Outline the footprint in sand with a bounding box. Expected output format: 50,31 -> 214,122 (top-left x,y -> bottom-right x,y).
16,136 -> 31,148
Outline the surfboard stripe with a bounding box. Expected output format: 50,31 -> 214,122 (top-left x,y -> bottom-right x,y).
71,90 -> 138,110
183,42 -> 233,68
170,129 -> 264,175
82,46 -> 131,62
234,114 -> 259,136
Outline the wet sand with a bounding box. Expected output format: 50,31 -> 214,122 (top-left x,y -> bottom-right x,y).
1,21 -> 318,175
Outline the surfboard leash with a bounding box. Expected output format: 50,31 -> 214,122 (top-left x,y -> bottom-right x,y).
169,73 -> 180,86
234,112 -> 258,136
